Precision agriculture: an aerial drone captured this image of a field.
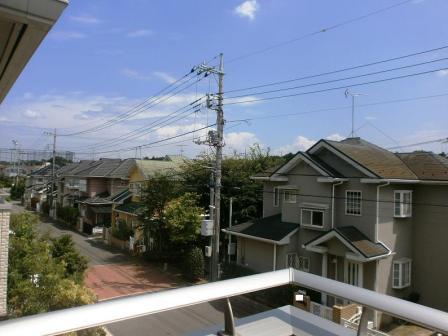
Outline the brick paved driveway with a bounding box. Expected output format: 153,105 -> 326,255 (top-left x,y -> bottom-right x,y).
86,262 -> 183,300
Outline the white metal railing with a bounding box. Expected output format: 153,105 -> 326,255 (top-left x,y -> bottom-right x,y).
0,268 -> 448,336
310,301 -> 333,321
342,318 -> 389,336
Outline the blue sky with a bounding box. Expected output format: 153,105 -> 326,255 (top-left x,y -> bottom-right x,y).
1,0 -> 448,159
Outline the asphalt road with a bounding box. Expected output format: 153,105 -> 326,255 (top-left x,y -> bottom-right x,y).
11,203 -> 270,336
11,202 -> 129,266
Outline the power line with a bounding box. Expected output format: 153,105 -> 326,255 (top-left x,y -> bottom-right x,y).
387,137 -> 448,150
60,71 -> 201,136
225,56 -> 448,99
226,44 -> 448,94
224,66 -> 448,106
227,0 -> 415,64
226,92 -> 448,122
67,97 -> 204,152
73,123 -> 217,155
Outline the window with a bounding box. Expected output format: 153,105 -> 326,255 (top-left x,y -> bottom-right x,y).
394,191 -> 412,218
393,258 -> 412,289
286,253 -> 297,268
301,208 -> 324,228
298,256 -> 310,272
273,187 -> 279,207
346,190 -> 362,215
284,189 -> 297,203
345,261 -> 362,287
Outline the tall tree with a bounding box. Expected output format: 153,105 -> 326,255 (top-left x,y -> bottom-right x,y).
165,192 -> 203,247
7,213 -> 104,335
139,173 -> 181,251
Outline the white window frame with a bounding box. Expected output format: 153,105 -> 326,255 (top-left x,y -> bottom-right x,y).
298,256 -> 310,272
344,260 -> 363,287
286,253 -> 297,268
392,258 -> 412,289
283,189 -> 297,204
394,190 -> 412,218
345,190 -> 362,216
273,187 -> 279,207
301,208 -> 324,228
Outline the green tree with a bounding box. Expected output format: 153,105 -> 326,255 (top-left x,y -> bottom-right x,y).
183,247 -> 204,281
7,213 -> 104,335
139,173 -> 181,251
50,235 -> 88,283
165,193 -> 203,246
10,179 -> 25,200
181,144 -> 287,227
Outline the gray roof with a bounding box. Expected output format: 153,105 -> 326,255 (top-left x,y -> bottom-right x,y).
135,158 -> 183,180
397,152 -> 448,181
30,164 -> 59,176
324,138 -> 418,179
304,226 -> 390,259
226,214 -> 298,242
58,159 -> 136,179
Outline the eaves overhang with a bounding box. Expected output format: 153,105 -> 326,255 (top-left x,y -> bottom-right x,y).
0,0 -> 68,103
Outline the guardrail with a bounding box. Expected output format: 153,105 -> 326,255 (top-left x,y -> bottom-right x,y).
0,268 -> 447,336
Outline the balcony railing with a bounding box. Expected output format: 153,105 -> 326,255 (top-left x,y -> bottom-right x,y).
0,268 -> 447,336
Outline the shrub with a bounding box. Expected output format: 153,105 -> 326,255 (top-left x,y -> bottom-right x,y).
221,262 -> 256,280
41,201 -> 49,215
183,247 -> 204,281
111,219 -> 133,241
57,206 -> 79,226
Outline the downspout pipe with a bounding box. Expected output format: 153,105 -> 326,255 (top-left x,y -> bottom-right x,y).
374,181 -> 389,329
332,181 -> 344,229
376,182 -> 390,243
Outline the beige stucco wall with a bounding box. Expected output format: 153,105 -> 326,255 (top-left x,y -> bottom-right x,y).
412,185 -> 448,311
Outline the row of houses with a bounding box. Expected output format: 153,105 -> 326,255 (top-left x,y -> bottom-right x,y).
24,156 -> 184,243
23,137 -> 448,328
223,137 -> 448,327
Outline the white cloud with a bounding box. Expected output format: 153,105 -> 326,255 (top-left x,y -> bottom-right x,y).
235,0 -> 259,20
326,133 -> 345,141
126,29 -> 154,38
121,68 -> 152,80
274,136 -> 316,155
225,132 -> 259,152
50,31 -> 86,40
155,123 -> 207,139
70,15 -> 101,24
273,133 -> 346,155
22,109 -> 41,119
437,69 -> 448,77
153,71 -> 177,84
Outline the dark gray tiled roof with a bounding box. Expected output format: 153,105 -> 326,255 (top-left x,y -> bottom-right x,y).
397,152 -> 448,181
58,159 -> 136,179
30,164 -> 59,176
226,214 -> 298,242
304,226 -> 389,259
324,138 -> 418,179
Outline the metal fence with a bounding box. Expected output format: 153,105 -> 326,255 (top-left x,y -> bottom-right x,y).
0,268 -> 447,336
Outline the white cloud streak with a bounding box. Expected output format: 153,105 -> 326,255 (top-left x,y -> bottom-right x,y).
70,15 -> 101,24
126,29 -> 154,38
235,0 -> 259,20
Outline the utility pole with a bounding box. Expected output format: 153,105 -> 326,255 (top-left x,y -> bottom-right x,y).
194,54 -> 225,281
211,53 -> 224,281
44,129 -> 57,217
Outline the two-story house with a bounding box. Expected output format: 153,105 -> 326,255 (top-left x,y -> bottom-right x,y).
110,157 -> 185,251
57,158 -> 135,234
223,137 -> 448,327
24,163 -> 59,211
